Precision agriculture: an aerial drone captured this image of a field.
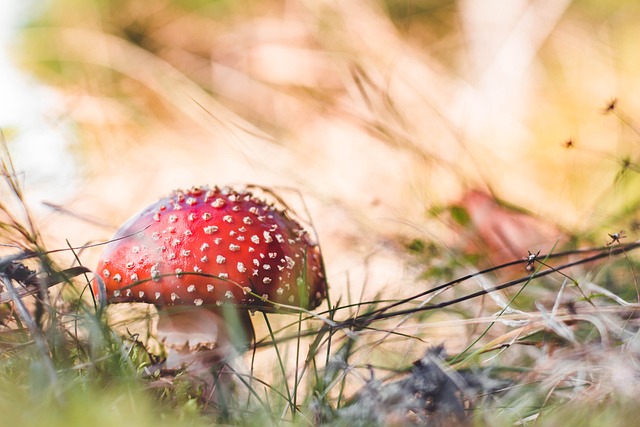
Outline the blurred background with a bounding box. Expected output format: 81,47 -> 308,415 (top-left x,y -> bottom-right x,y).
1,0 -> 640,329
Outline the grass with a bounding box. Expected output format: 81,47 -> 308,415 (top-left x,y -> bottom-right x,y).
6,0 -> 640,425
1,141 -> 640,425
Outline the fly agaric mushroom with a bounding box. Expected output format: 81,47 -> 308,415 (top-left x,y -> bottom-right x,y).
92,186 -> 326,370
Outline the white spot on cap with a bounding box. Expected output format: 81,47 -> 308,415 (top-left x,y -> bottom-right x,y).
212,198 -> 225,208
237,235 -> 245,242
132,246 -> 141,253
202,212 -> 212,220
216,255 -> 226,264
168,253 -> 176,260
216,301 -> 223,306
171,293 -> 178,302
183,230 -> 192,237
251,235 -> 260,244
172,238 -> 181,247
263,231 -> 273,243
186,197 -> 197,205
229,244 -> 240,251
188,212 -> 197,221
194,299 -> 203,306
169,215 -> 178,223
151,232 -> 160,241
138,291 -> 145,298
175,269 -> 183,277
218,273 -> 229,279
268,252 -> 276,259
252,269 -> 259,277
249,207 -> 259,215
153,213 -> 160,222
151,265 -> 160,281
204,226 -> 218,234
242,286 -> 251,294
225,290 -> 234,299
285,256 -> 296,269
239,227 -> 247,233
126,262 -> 134,269
253,259 -> 260,267
113,290 -> 121,297
248,247 -> 255,253
288,295 -> 295,303
201,256 -> 208,263
243,217 -> 253,225
113,274 -> 122,283
207,284 -> 214,292
102,269 -> 110,278
263,264 -> 271,270
214,238 -> 222,245
276,287 -> 284,295
187,285 -> 196,293
223,215 -> 233,223
261,294 -> 269,300
276,234 -> 285,243
193,266 -> 202,273
263,277 -> 272,284
125,289 -> 132,297
237,262 -> 246,273
200,243 -> 209,251
155,292 -> 161,299
180,249 -> 191,257
130,273 -> 138,282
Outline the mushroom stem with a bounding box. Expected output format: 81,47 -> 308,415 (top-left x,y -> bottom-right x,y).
156,306 -> 254,372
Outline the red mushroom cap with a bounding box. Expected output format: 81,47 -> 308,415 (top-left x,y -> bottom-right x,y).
93,186 -> 326,311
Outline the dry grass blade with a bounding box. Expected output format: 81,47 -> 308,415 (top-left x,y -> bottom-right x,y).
21,27 -> 275,145
0,265 -> 90,304
0,274 -> 59,395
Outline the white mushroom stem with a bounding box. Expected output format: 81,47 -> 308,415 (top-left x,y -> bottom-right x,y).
156,306 -> 254,372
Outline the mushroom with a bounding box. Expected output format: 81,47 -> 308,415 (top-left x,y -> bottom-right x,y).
92,186 -> 327,372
